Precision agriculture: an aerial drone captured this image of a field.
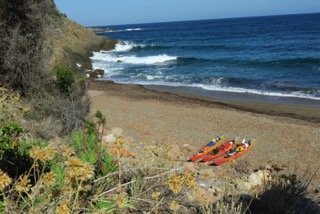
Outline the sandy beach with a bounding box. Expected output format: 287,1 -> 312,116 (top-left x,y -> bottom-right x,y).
88,80 -> 320,183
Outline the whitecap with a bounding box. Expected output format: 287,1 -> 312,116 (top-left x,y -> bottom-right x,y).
91,52 -> 177,65
124,28 -> 143,32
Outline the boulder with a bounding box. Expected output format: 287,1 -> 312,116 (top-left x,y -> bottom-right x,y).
237,170 -> 272,191
94,69 -> 104,76
89,73 -> 99,78
248,170 -> 271,187
102,134 -> 116,144
237,181 -> 252,191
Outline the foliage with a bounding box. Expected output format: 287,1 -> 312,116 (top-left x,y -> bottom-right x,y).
249,172 -> 313,213
0,123 -> 23,150
0,0 -> 90,136
54,65 -> 75,94
0,90 -> 25,126
0,121 -> 121,213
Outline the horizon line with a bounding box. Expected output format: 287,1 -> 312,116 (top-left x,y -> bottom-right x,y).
87,11 -> 320,28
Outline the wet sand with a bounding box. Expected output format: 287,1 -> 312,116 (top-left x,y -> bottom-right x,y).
88,80 -> 320,183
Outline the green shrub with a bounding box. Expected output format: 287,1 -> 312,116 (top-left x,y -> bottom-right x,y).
54,65 -> 75,94
0,123 -> 23,150
249,173 -> 312,213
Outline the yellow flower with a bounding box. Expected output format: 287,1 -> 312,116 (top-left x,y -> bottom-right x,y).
111,137 -> 125,158
30,146 -> 57,162
56,200 -> 70,214
0,170 -> 12,191
115,194 -> 126,209
65,157 -> 83,167
15,175 -> 31,192
167,174 -> 183,194
62,145 -> 74,158
169,201 -> 180,211
182,172 -> 196,189
151,191 -> 161,200
42,172 -> 56,187
65,157 -> 94,181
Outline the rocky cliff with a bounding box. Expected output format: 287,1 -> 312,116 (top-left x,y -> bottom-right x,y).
49,17 -> 116,71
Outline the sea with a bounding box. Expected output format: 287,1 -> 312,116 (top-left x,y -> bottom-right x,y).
91,13 -> 320,101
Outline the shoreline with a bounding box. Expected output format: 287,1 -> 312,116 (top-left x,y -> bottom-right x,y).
87,78 -> 320,181
88,79 -> 320,124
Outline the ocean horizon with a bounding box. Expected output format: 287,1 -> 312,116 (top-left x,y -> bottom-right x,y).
91,13 -> 320,101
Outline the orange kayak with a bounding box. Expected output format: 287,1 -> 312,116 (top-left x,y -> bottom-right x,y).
200,140 -> 235,163
213,139 -> 255,166
189,136 -> 224,162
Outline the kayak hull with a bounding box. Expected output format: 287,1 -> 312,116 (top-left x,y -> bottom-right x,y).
213,140 -> 255,166
201,141 -> 234,163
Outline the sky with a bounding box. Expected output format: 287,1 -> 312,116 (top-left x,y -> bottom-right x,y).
54,0 -> 320,26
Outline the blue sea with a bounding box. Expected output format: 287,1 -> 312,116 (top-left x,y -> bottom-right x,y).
91,13 -> 320,101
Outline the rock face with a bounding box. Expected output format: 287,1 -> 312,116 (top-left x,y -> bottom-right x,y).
50,15 -> 116,71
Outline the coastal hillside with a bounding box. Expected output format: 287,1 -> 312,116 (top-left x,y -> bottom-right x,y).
0,1 -> 319,213
49,17 -> 116,70
0,0 -> 115,136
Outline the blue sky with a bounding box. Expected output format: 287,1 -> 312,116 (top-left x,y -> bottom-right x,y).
54,0 -> 320,26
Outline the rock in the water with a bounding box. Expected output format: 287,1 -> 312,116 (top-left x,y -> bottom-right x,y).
87,69 -> 105,78
94,69 -> 104,76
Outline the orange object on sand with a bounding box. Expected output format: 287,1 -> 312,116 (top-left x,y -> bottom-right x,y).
189,135 -> 224,162
213,139 -> 255,166
200,140 -> 235,163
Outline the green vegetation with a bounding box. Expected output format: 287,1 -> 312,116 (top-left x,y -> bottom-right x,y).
0,0 -> 318,213
0,119 -> 314,213
54,66 -> 75,95
0,0 -> 90,136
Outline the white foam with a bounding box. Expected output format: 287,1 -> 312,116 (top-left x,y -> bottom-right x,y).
114,42 -> 134,52
101,41 -> 145,53
124,28 -> 143,32
91,52 -> 177,65
145,75 -> 155,80
106,28 -> 143,33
